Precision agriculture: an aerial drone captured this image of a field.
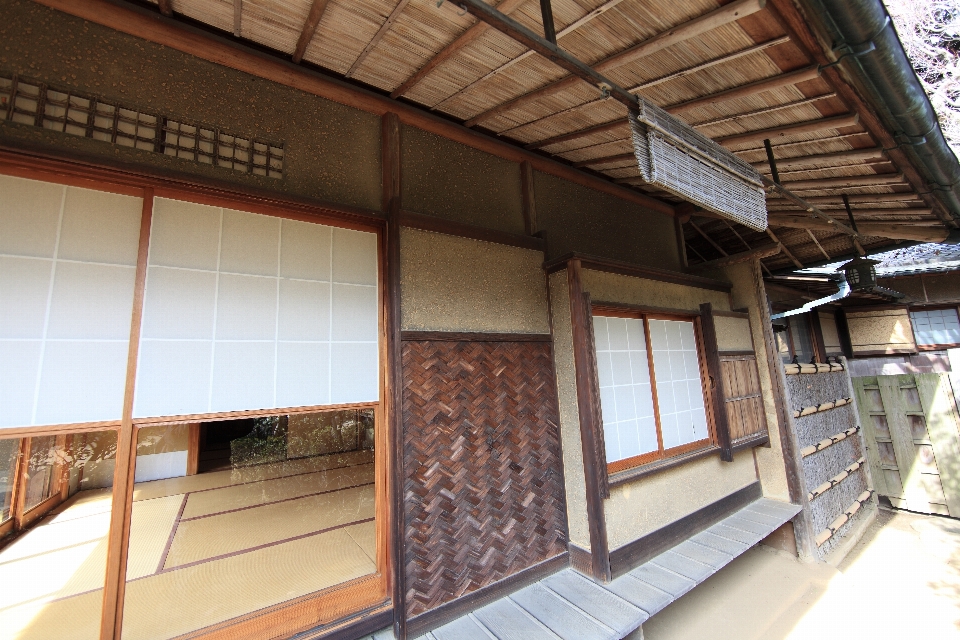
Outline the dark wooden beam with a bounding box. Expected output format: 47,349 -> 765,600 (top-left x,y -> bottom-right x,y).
752,147 -> 885,171
700,303 -> 734,461
805,228 -> 831,260
718,113 -> 860,147
233,0 -> 241,37
292,0 -> 332,64
346,0 -> 412,78
768,192 -> 922,205
520,160 -> 538,235
669,66 -> 821,115
573,151 -> 635,168
782,173 -> 905,190
390,0 -> 528,99
157,0 -> 173,17
769,215 -> 950,242
527,119 -> 625,150
765,228 -> 803,269
688,244 -> 781,272
464,0 -> 766,127
539,0 -> 556,43
689,219 -> 729,258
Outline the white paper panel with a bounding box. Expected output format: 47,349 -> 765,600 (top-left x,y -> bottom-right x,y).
911,309 -> 960,346
649,319 -> 709,449
135,199 -> 379,418
0,176 -> 141,428
593,315 -> 658,463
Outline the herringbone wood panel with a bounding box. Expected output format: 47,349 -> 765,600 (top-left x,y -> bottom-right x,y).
401,339 -> 567,617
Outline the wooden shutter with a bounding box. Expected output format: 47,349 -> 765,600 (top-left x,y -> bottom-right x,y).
720,354 -> 768,443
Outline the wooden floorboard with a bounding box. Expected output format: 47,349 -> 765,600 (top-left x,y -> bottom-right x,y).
408,497 -> 800,640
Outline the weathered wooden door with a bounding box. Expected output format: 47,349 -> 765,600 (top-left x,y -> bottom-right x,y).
853,374 -> 960,516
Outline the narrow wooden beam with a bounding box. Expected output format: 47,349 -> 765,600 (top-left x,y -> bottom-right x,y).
669,66 -> 821,115
520,160 -> 538,235
783,173 -> 905,191
766,207 -> 934,217
233,0 -> 241,37
718,113 -> 860,148
347,0 -> 412,78
768,215 -> 950,242
700,303 -> 734,461
573,151 -> 635,168
539,0 -> 556,43
805,229 -> 831,260
390,0 -> 528,99
688,244 -> 781,272
693,93 -> 833,129
292,0 -> 332,64
766,228 -> 803,268
752,148 -> 885,171
768,193 -> 922,205
689,219 -> 729,257
465,0 -> 766,127
157,0 -> 173,17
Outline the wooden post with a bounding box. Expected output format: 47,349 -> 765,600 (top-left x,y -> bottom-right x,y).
567,259 -> 611,582
520,160 -> 538,236
12,437 -> 32,531
100,189 -> 154,640
185,424 -> 201,476
809,311 -> 828,363
382,112 -> 406,640
750,261 -> 818,560
700,303 -> 733,461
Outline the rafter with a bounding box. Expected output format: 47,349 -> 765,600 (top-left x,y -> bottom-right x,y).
805,229 -> 831,260
752,147 -> 885,171
767,207 -> 934,217
767,192 -> 921,205
668,66 -> 821,115
347,0 -> 412,78
693,93 -> 834,129
783,173 -> 905,190
527,118 -> 624,150
766,228 -> 803,268
718,113 -> 860,147
689,220 -> 729,257
464,0 -> 766,128
233,0 -> 241,37
500,36 -> 790,140
433,0 -> 629,108
573,151 -> 635,168
390,0 -> 529,99
158,0 -> 173,17
769,216 -> 949,242
292,0 -> 332,64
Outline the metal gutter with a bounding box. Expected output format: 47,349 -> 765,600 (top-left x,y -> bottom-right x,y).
797,0 -> 960,219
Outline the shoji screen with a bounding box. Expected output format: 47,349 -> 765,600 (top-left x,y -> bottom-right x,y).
648,319 -> 709,449
0,175 -> 142,428
134,198 -> 379,418
593,315 -> 658,462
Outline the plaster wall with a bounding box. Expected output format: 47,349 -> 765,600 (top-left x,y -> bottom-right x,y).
715,315 -> 753,352
606,454 -> 757,548
534,171 -> 680,269
580,270 -> 730,312
400,126 -> 525,234
548,269 -> 591,550
845,309 -> 916,353
136,424 -> 189,455
0,0 -> 382,209
724,261 -> 790,502
819,311 -> 843,354
399,228 -> 550,333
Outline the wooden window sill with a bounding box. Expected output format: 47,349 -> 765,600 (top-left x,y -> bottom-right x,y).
607,445 -> 721,489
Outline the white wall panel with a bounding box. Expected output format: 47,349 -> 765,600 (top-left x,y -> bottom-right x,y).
0,176 -> 141,428
134,451 -> 188,483
135,199 -> 379,418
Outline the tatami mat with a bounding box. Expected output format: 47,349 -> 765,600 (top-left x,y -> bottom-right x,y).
180,462 -> 374,520
343,520 -> 377,564
164,484 -> 375,567
132,450 -> 374,502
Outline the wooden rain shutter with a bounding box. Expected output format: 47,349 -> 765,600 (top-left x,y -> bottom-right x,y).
719,354 -> 768,444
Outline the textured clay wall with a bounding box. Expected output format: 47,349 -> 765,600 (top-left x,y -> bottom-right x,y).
911,274 -> 960,302
399,228 -> 550,333
724,261 -> 789,502
581,269 -> 730,312
548,269 -> 591,550
400,126 -> 525,234
534,171 -> 680,269
846,309 -> 916,354
715,315 -> 753,352
0,0 -> 382,210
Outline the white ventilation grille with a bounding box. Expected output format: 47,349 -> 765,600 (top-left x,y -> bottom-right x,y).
630,101 -> 768,231
0,74 -> 284,179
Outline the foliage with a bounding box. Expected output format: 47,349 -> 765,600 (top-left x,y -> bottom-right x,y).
885,0 -> 960,157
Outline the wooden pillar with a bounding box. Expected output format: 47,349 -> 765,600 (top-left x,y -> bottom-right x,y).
567,259 -> 611,582
810,311 -> 827,363
100,189 -> 154,640
699,303 -> 733,462
382,112 -> 406,640
520,160 -> 538,236
185,424 -> 201,476
750,261 -> 817,560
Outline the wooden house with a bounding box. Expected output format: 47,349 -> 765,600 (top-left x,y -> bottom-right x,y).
0,0 -> 956,638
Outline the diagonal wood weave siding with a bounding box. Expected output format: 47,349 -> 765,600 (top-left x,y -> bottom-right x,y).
401,339 -> 567,618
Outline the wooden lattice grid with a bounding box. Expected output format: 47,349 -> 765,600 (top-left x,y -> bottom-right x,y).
0,73 -> 283,179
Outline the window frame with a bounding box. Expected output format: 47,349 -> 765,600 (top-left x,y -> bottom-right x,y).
591,304 -> 717,475
0,156 -> 394,639
909,305 -> 960,350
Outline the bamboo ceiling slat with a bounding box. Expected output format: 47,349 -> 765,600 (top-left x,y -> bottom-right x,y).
508,97 -> 623,144
174,0 -> 234,34
240,0 -> 309,55
557,138 -> 633,161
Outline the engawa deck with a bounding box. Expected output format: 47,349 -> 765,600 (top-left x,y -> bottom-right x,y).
373,497 -> 801,640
